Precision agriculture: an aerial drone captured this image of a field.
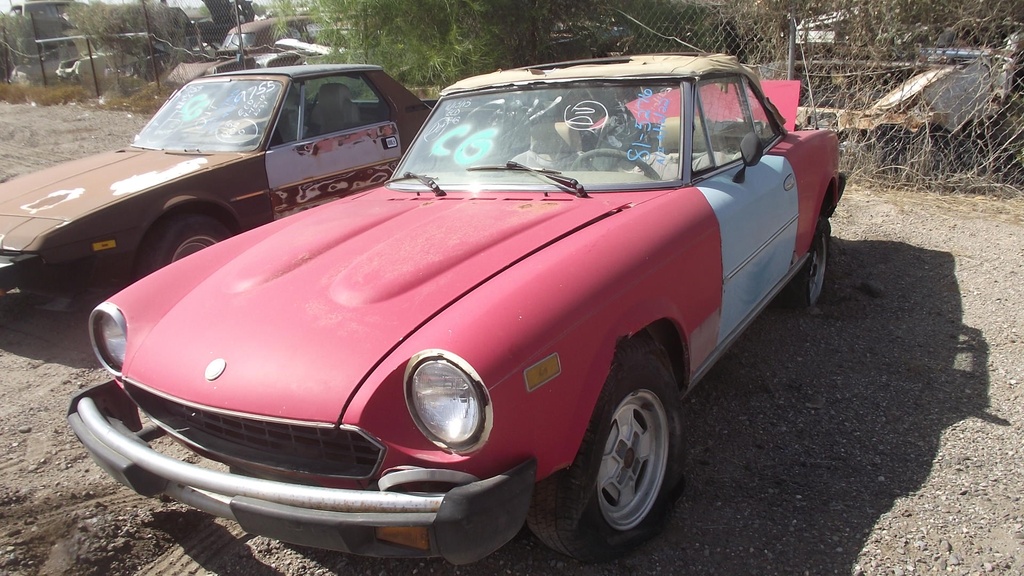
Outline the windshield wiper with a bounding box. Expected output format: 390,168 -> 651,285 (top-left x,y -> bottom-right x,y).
390,172 -> 446,197
468,161 -> 588,198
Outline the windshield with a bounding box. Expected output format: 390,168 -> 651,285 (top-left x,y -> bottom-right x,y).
133,79 -> 283,153
395,80 -> 684,192
221,32 -> 255,49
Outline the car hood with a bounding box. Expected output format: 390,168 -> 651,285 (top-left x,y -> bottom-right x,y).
0,149 -> 241,248
122,191 -> 633,423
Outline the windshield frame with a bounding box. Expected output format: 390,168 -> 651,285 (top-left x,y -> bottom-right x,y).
391,79 -> 689,195
221,32 -> 256,50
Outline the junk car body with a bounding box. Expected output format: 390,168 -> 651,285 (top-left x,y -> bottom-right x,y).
0,64 -> 429,298
69,54 -> 845,563
217,16 -> 315,56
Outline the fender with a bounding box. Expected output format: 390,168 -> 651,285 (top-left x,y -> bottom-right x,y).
346,188 -> 724,480
769,130 -> 840,255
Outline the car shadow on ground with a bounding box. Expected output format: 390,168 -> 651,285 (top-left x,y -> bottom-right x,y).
111,236 -> 1003,575
0,292 -> 104,370
306,236 -> 994,574
648,236 -> 1003,574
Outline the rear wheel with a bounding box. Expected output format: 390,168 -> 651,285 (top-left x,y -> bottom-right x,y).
526,336 -> 684,562
135,214 -> 230,279
779,217 -> 830,308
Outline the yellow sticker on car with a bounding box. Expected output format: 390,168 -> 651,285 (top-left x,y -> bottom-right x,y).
92,240 -> 117,251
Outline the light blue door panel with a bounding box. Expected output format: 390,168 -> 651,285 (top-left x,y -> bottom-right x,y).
699,155 -> 798,343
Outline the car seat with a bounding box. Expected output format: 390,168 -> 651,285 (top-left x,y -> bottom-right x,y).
309,83 -> 360,135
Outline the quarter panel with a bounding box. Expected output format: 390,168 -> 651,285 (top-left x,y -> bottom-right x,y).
367,69 -> 432,144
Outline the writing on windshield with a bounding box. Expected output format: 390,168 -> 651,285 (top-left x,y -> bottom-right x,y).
134,79 -> 283,153
399,82 -> 683,187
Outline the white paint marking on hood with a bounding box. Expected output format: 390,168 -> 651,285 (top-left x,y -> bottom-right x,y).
110,157 -> 209,197
21,188 -> 86,215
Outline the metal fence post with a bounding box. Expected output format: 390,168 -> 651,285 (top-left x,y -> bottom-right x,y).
141,0 -> 161,89
1,24 -> 11,84
86,36 -> 100,97
29,12 -> 47,87
787,9 -> 796,80
232,0 -> 245,68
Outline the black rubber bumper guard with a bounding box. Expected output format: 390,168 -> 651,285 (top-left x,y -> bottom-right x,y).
68,381 -> 536,565
0,253 -> 32,293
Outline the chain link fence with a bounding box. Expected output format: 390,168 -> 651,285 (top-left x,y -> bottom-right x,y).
0,0 -> 290,95
609,0 -> 1024,195
2,0 -> 1022,195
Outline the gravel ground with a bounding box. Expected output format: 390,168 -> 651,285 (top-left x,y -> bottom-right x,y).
0,102 -> 1021,576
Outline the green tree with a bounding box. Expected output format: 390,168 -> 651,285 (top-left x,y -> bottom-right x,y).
316,0 -> 493,87
289,0 -> 744,89
288,0 -> 610,88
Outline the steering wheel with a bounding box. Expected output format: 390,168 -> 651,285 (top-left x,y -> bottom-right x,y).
215,118 -> 260,145
571,148 -> 661,180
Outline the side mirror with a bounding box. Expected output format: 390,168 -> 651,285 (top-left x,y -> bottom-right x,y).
733,132 -> 763,183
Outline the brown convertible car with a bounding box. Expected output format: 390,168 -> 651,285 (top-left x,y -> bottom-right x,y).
0,64 -> 429,299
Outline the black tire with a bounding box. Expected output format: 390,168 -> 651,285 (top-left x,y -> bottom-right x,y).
778,217 -> 831,308
135,214 -> 230,279
526,336 -> 684,562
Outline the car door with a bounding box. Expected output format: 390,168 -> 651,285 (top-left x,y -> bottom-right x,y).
692,77 -> 798,344
263,73 -> 403,217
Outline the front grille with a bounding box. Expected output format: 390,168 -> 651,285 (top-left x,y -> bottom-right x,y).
124,382 -> 384,479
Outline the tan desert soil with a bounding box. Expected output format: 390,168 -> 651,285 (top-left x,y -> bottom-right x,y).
0,101 -> 1022,576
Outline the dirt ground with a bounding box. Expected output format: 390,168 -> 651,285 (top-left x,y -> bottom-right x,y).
0,102 -> 1022,576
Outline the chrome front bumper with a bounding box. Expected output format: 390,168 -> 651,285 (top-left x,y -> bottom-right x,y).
68,381 -> 535,564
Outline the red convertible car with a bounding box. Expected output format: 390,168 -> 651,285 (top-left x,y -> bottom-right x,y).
69,54 -> 844,563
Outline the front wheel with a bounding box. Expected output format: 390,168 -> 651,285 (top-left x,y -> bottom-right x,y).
526,336 -> 684,562
778,217 -> 831,308
134,214 -> 230,279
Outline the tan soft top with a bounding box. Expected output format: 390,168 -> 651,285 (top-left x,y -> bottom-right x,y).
441,53 -> 786,132
442,53 -> 761,94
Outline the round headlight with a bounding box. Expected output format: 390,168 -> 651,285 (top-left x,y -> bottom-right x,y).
90,302 -> 127,375
406,351 -> 490,453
